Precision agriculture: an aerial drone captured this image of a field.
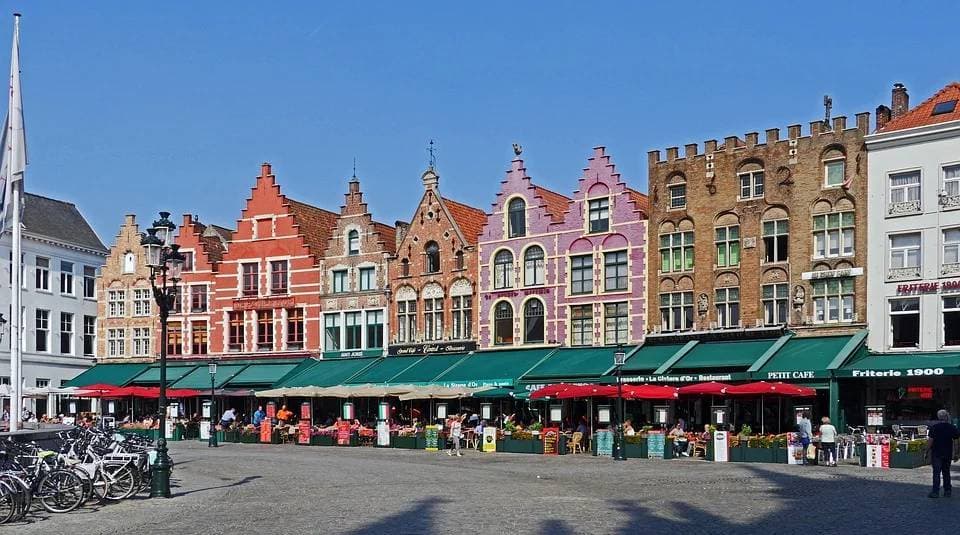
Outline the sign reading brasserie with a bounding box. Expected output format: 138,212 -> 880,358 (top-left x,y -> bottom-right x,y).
623,373 -> 740,384
388,341 -> 477,357
896,279 -> 960,294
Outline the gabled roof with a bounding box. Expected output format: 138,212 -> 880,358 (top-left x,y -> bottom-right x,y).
626,188 -> 650,217
286,198 -> 339,259
440,196 -> 486,246
23,193 -> 107,253
372,222 -> 397,255
879,82 -> 960,132
188,219 -> 232,264
533,186 -> 570,223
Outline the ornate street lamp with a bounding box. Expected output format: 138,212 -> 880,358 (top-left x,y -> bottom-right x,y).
141,211 -> 185,498
613,345 -> 627,461
208,362 -> 218,448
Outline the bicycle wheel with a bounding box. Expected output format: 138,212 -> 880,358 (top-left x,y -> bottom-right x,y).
104,465 -> 137,501
37,470 -> 84,513
68,467 -> 96,504
0,480 -> 16,524
0,474 -> 31,522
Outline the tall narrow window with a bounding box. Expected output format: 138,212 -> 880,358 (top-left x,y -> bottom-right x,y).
812,278 -> 855,323
455,251 -> 465,270
493,250 -> 514,289
824,159 -> 845,187
659,231 -> 695,273
890,298 -> 920,348
242,263 -> 259,296
943,296 -> 960,347
332,270 -> 348,293
133,288 -> 151,316
228,311 -> 244,351
425,241 -> 440,273
604,302 -> 628,345
944,228 -> 960,265
588,198 -> 610,233
523,299 -> 545,344
181,251 -> 194,272
763,220 -> 789,263
570,254 -> 593,295
167,321 -> 183,355
400,258 -> 410,277
347,230 -> 360,255
524,246 -> 545,286
359,267 -> 375,291
190,285 -> 207,313
424,298 -> 443,341
35,309 -> 50,352
668,184 -> 686,209
191,321 -> 208,355
35,257 -> 49,290
494,302 -> 514,345
257,311 -> 273,350
83,316 -> 96,356
60,261 -> 74,295
365,310 -> 383,349
83,266 -> 96,299
133,327 -> 151,357
604,251 -> 628,291
508,198 -> 526,238
107,328 -> 125,357
739,170 -> 764,199
170,286 -> 182,314
59,312 -> 74,354
660,292 -> 694,332
762,283 -> 789,326
324,313 -> 341,351
813,212 -> 855,258
570,305 -> 593,346
944,164 -> 960,198
344,311 -> 362,350
397,301 -> 416,343
715,287 -> 740,328
888,171 -> 921,209
451,296 -> 472,340
287,308 -> 304,350
715,226 -> 741,267
270,260 -> 288,294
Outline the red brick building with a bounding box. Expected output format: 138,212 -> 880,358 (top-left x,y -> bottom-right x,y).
388,167 -> 486,355
319,177 -> 396,358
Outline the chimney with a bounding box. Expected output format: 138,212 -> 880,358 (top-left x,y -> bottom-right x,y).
832,116 -> 846,132
891,83 -> 909,118
421,168 -> 439,190
855,112 -> 870,133
684,143 -> 698,158
876,105 -> 892,130
665,147 -> 679,161
765,128 -> 780,144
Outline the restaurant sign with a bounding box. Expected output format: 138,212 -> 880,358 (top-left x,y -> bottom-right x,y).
842,367 -> 948,378
388,341 -> 477,357
324,349 -> 383,359
233,296 -> 296,311
801,267 -> 864,280
621,373 -> 748,384
764,370 -> 826,380
483,287 -> 551,300
896,279 -> 960,295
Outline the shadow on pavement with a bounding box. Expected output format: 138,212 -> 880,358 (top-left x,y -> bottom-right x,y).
173,475 -> 262,497
346,497 -> 448,535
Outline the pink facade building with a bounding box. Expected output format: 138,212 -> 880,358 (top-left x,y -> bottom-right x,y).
478,147 -> 648,349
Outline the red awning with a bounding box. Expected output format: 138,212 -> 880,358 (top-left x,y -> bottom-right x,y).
618,384 -> 678,400
677,382 -> 733,396
101,386 -> 201,399
725,381 -> 816,397
555,385 -> 618,399
530,383 -> 576,400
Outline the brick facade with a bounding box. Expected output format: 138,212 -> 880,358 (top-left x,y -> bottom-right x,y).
647,113 -> 870,336
387,168 -> 485,354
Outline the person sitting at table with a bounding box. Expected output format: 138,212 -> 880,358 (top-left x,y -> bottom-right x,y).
276,405 -> 294,424
576,416 -> 590,436
624,419 -> 636,437
668,423 -> 688,457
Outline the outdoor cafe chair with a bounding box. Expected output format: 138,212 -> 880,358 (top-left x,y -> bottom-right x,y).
569,432 -> 585,454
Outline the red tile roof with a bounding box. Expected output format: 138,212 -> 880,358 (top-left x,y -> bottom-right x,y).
286,198 -> 339,260
372,222 -> 398,255
441,197 -> 486,245
626,188 -> 650,218
533,186 -> 571,223
879,82 -> 960,132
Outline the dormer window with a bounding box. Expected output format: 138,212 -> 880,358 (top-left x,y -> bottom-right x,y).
347,230 -> 360,256
508,198 -> 526,238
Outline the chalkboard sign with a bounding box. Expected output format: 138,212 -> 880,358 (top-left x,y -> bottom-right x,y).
648,432 -> 665,459
424,425 -> 441,451
594,430 -> 614,457
542,427 -> 559,455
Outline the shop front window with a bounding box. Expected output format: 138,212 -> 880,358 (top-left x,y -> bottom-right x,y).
890,298 -> 920,349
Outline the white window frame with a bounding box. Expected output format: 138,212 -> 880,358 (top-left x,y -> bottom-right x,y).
889,232 -> 921,269
108,290 -> 126,318
660,291 -> 694,332
660,231 -> 695,273
738,170 -> 765,200
944,163 -> 960,198
59,312 -> 74,355
942,295 -> 960,348
35,256 -> 50,291
889,297 -> 920,350
813,212 -> 855,259
888,170 -> 921,205
762,283 -> 789,326
715,287 -> 740,328
824,158 -> 845,188
812,278 -> 855,324
107,328 -> 125,357
358,266 -> 375,291
715,225 -> 740,268
132,327 -> 151,357
668,184 -> 686,209
133,288 -> 152,317
588,197 -> 610,233
60,261 -> 74,295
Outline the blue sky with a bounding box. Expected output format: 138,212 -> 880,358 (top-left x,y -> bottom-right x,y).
4,1 -> 958,241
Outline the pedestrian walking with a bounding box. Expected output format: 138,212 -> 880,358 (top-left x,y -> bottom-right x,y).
819,416 -> 837,467
927,409 -> 960,498
447,414 -> 463,457
797,412 -> 812,465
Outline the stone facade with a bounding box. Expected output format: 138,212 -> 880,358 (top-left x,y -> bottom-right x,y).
320,178 -> 396,358
388,167 -> 485,355
647,113 -> 870,336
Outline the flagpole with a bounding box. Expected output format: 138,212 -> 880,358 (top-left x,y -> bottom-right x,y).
8,13 -> 22,432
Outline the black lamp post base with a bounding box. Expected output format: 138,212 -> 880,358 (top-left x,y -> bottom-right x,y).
150,438 -> 173,498
208,431 -> 218,448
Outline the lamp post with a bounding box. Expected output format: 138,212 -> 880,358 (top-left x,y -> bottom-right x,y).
208,362 -> 218,448
613,345 -> 627,461
141,211 -> 185,498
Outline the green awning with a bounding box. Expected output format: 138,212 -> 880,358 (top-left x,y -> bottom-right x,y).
171,364 -> 248,389
64,363 -> 150,387
752,335 -> 857,380
223,363 -> 300,387
666,339 -> 776,372
386,353 -> 469,384
129,365 -> 198,385
621,343 -> 686,373
433,349 -> 553,387
472,387 -> 516,398
837,351 -> 960,378
344,357 -> 425,384
275,358 -> 378,388
272,358 -> 318,386
521,346 -> 633,382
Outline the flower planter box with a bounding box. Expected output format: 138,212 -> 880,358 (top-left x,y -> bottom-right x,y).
890,450 -> 928,469
624,443 -> 643,459
501,438 -> 538,454
240,433 -> 259,443
223,430 -> 240,443
730,446 -> 784,463
311,435 -> 335,446
391,436 -> 418,449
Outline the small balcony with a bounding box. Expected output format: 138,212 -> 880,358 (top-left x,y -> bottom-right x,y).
942,263 -> 960,277
887,266 -> 922,281
941,194 -> 960,211
887,200 -> 922,217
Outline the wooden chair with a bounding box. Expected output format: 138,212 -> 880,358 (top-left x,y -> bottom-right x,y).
569,432 -> 584,454
693,440 -> 707,458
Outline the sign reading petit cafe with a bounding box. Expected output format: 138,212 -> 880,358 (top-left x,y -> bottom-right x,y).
896,280 -> 960,295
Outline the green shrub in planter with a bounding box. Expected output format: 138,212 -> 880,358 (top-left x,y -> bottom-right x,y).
890,450 -> 928,469
391,435 -> 417,449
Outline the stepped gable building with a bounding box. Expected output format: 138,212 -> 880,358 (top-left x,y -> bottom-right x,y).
211,163 -> 336,358
388,166 -> 486,356
647,109 -> 870,337
319,176 -> 396,358
163,214 -> 232,360
554,147 -> 649,347
478,152 -> 571,349
96,214 -> 155,362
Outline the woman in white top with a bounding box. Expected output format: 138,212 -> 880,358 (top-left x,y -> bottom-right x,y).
448,415 -> 463,457
819,416 -> 838,467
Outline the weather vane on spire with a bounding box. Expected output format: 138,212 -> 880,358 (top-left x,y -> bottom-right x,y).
823,95 -> 833,130
352,157 -> 357,180
427,139 -> 438,170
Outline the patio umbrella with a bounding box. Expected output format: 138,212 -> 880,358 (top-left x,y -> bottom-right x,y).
529,383 -> 574,400
725,382 -> 815,434
555,385 -> 618,399
677,382 -> 733,396
618,384 -> 678,400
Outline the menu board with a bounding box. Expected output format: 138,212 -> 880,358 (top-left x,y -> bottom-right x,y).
647,432 -> 665,459
266,402 -> 276,420
594,430 -> 614,457
164,420 -> 174,439
542,428 -> 559,455
482,427 -> 497,453
865,434 -> 891,468
866,406 -> 885,427
300,402 -> 312,421
424,425 -> 440,451
260,420 -> 272,443
713,431 -> 728,462
199,421 -> 211,440
377,421 -> 390,447
336,421 -> 352,446
297,421 -> 311,445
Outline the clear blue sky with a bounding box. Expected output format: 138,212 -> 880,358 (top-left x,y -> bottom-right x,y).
5,1 -> 958,241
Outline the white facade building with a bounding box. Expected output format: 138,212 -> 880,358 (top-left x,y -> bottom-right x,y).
0,193 -> 107,416
866,83 -> 960,353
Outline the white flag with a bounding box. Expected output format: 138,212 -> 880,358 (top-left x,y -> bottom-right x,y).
0,15 -> 25,231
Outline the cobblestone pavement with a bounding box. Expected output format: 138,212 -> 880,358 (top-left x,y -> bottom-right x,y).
8,441 -> 960,534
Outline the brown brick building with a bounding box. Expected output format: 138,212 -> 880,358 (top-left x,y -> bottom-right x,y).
646,111 -> 870,336
388,167 -> 486,355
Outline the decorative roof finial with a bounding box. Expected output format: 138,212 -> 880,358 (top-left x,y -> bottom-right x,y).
351,157 -> 358,182
427,139 -> 437,169
512,143 -> 523,156
823,95 -> 833,130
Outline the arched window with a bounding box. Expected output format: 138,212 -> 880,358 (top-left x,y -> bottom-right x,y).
347,230 -> 360,255
508,198 -> 526,238
523,299 -> 545,344
425,241 -> 440,273
524,246 -> 545,286
400,258 -> 410,277
455,250 -> 465,271
494,302 -> 514,345
493,250 -> 514,289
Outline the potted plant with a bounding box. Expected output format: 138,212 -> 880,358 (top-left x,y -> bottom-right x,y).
501,429 -> 538,453
624,434 -> 645,458
890,439 -> 929,469
240,425 -> 259,443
